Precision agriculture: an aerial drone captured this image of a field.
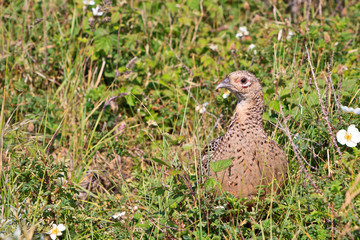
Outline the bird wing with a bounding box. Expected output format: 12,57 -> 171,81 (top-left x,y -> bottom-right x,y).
200,135 -> 224,175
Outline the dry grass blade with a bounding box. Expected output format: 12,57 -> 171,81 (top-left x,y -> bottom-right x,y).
305,45 -> 342,158
277,93 -> 322,194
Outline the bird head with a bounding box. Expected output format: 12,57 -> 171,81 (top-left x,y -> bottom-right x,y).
216,70 -> 262,102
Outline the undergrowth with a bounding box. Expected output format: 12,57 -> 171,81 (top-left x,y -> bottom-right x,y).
1,0 -> 360,239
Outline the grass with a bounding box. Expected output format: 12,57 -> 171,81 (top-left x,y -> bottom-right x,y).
1,0 -> 360,239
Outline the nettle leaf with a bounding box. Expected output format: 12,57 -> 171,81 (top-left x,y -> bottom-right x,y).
132,85 -> 144,95
111,12 -> 121,23
204,178 -> 218,190
94,37 -> 113,54
187,0 -> 199,10
165,2 -> 177,13
94,28 -> 109,38
125,94 -> 135,106
210,158 -> 232,173
269,100 -> 280,112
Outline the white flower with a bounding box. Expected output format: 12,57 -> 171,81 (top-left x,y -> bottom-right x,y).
196,102 -> 208,114
340,105 -> 360,115
336,125 -> 360,147
92,6 -> 103,16
239,26 -> 249,35
208,44 -> 218,51
222,89 -> 230,99
133,206 -> 139,211
236,26 -> 249,38
235,33 -> 243,39
83,0 -> 95,5
248,44 -> 255,50
147,119 -> 157,127
248,44 -> 257,55
47,224 -> 66,240
287,30 -> 294,40
215,206 -> 225,209
112,211 -> 126,219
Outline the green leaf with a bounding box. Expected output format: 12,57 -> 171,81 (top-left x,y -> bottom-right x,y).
94,37 -> 113,54
168,169 -> 181,176
182,144 -> 192,150
125,94 -> 135,106
151,158 -> 171,168
187,0 -> 199,10
131,85 -> 144,95
204,178 -> 218,190
210,158 -> 232,173
94,28 -> 109,38
269,100 -> 280,112
165,2 -> 177,13
111,12 -> 121,23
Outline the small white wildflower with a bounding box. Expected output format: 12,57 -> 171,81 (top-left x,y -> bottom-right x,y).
286,30 -> 294,40
147,119 -> 157,127
340,105 -> 360,115
208,44 -> 218,51
92,6 -> 104,16
215,206 -> 225,209
235,33 -> 243,39
248,44 -> 257,55
47,224 -> 66,240
239,26 -> 249,35
112,211 -> 126,219
236,26 -> 249,38
196,102 -> 208,114
222,89 -> 230,99
133,206 -> 139,211
83,0 -> 95,5
336,125 -> 360,147
278,29 -> 283,41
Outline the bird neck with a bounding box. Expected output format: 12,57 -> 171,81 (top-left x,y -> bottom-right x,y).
233,92 -> 265,130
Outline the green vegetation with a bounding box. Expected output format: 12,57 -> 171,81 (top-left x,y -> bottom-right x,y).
1,0 -> 360,239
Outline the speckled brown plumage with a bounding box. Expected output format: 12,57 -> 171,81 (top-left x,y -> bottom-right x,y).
201,71 -> 288,199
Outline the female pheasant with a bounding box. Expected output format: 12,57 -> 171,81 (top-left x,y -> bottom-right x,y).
201,70 -> 288,199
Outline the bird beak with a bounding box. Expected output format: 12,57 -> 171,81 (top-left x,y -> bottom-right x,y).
216,78 -> 232,90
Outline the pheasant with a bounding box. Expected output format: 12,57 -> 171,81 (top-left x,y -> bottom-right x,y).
201,70 -> 288,199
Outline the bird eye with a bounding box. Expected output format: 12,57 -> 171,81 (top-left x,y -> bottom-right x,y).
241,78 -> 247,84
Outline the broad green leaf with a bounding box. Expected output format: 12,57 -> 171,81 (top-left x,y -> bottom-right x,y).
94,28 -> 109,38
269,100 -> 280,112
204,178 -> 217,190
210,158 -> 232,173
125,94 -> 135,106
94,37 -> 113,54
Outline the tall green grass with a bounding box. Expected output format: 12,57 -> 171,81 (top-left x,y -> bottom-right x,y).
1,0 -> 360,239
